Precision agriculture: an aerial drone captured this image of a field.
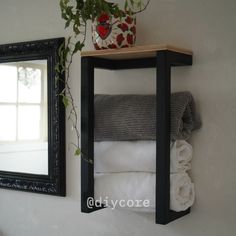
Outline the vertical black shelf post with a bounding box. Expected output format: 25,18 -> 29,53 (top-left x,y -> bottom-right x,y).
156,50 -> 192,224
81,57 -> 108,212
156,51 -> 171,224
81,57 -> 96,212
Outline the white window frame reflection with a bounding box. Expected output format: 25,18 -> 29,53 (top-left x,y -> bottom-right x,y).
0,62 -> 47,143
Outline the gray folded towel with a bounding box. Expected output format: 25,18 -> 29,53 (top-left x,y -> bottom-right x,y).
94,92 -> 201,141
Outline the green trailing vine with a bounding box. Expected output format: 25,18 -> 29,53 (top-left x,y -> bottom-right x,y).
57,0 -> 150,161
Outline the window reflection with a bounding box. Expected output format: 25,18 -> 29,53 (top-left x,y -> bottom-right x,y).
0,65 -> 17,103
18,105 -> 41,140
0,61 -> 47,142
0,105 -> 17,141
18,67 -> 41,103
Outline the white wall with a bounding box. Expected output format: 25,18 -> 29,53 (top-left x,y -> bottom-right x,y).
0,0 -> 236,235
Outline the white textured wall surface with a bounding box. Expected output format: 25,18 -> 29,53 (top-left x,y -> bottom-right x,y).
0,0 -> 236,235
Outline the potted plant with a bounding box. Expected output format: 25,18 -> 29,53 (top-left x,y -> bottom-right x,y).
58,0 -> 150,159
60,0 -> 150,50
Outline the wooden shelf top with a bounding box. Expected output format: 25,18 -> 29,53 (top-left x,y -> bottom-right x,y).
81,44 -> 192,60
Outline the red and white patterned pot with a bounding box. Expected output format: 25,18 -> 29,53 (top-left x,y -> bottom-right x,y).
92,12 -> 136,50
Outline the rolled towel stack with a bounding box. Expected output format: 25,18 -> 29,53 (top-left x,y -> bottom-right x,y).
94,92 -> 201,212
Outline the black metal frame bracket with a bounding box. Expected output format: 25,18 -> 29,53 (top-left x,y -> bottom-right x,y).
81,50 -> 192,224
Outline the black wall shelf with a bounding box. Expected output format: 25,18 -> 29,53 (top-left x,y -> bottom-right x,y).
81,45 -> 193,224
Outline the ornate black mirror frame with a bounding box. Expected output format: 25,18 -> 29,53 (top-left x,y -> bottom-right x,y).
0,38 -> 66,196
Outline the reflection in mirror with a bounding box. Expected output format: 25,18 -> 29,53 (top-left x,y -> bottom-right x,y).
0,60 -> 48,175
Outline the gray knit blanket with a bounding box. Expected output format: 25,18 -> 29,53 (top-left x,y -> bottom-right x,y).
94,92 -> 201,141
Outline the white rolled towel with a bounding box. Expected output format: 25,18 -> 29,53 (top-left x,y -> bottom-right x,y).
170,140 -> 192,173
94,140 -> 192,173
94,172 -> 195,212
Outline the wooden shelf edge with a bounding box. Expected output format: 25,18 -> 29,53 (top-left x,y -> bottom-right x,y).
81,44 -> 193,59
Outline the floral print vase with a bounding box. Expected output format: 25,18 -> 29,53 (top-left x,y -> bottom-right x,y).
92,12 -> 136,50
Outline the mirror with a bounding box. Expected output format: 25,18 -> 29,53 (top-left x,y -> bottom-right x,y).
0,38 -> 65,196
0,60 -> 48,175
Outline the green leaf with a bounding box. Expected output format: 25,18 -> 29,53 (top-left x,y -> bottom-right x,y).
61,12 -> 68,20
65,19 -> 70,28
73,23 -> 80,35
58,41 -> 65,58
66,6 -> 73,16
64,46 -> 70,59
62,95 -> 69,108
67,36 -> 72,45
73,41 -> 84,53
75,148 -> 81,156
55,75 -> 60,82
55,63 -> 60,73
124,0 -> 129,11
76,0 -> 84,10
60,0 -> 65,10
